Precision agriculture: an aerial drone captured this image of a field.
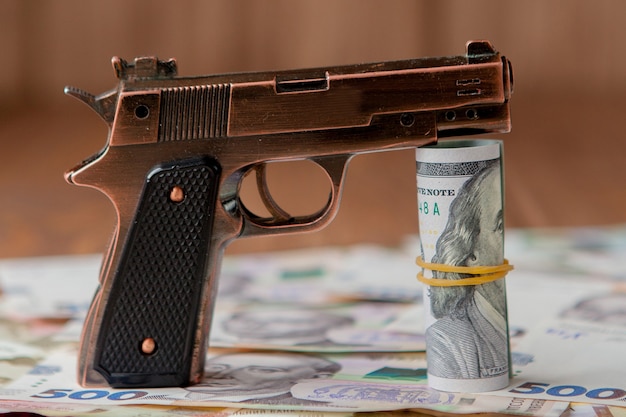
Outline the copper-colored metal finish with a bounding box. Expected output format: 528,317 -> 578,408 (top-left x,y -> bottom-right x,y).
254,164 -> 292,223
141,337 -> 157,355
228,62 -> 507,137
169,186 -> 185,203
65,40 -> 513,388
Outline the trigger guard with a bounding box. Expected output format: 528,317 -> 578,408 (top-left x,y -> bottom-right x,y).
238,155 -> 352,236
240,191 -> 333,228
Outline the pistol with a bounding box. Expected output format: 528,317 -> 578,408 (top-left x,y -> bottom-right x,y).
65,40 -> 513,388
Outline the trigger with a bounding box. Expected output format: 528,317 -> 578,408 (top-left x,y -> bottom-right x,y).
254,164 -> 292,223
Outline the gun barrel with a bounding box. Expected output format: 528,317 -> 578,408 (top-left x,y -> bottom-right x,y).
111,41 -> 511,143
228,60 -> 511,137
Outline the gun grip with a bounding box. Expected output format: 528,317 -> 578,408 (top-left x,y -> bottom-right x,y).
90,158 -> 221,388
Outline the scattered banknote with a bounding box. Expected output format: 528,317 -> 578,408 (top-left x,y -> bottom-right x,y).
3,224 -> 626,415
290,380 -> 567,416
505,271 -> 618,343
0,400 -> 242,417
0,345 -> 570,415
323,244 -> 422,303
504,226 -> 626,281
0,400 -> 356,417
0,245 -> 419,322
217,247 -> 347,304
490,316 -> 626,407
0,345 -> 427,411
415,140 -> 510,392
563,402 -> 626,417
220,244 -> 420,304
0,254 -> 101,320
386,268 -> 619,352
210,301 -> 425,352
0,340 -> 44,361
0,342 -> 45,397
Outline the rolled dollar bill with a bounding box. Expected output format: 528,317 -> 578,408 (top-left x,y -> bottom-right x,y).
415,139 -> 511,392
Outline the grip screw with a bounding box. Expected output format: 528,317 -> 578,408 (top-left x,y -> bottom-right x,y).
141,337 -> 157,355
169,186 -> 185,203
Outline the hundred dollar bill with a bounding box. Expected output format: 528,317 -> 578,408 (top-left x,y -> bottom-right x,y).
415,140 -> 510,392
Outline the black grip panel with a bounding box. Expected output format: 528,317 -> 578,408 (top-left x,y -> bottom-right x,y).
94,158 -> 221,387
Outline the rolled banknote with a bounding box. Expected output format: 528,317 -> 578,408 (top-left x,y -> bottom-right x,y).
415,139 -> 511,392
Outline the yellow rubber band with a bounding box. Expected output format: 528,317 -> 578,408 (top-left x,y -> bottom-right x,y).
415,256 -> 513,287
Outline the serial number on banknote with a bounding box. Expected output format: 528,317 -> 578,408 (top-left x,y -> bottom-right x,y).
510,382 -> 626,401
417,201 -> 441,216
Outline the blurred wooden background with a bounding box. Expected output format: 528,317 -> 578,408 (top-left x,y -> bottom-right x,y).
1,0 -> 626,258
